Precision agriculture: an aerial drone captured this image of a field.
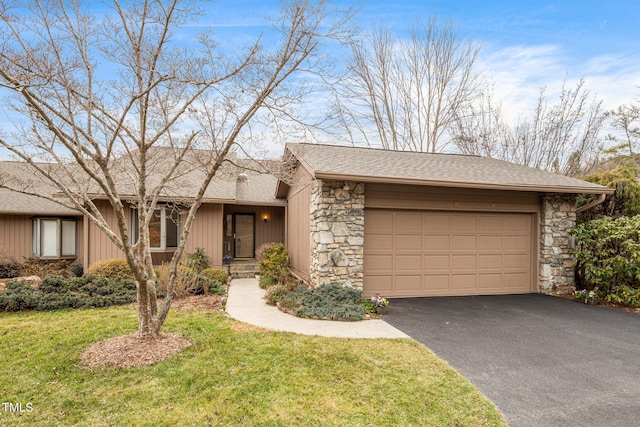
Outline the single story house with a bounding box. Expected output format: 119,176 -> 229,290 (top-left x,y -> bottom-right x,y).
0,143 -> 611,297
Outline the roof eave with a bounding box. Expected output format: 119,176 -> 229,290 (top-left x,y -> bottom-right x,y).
314,172 -> 614,195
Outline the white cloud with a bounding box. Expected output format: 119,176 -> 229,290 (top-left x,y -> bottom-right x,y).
476,44 -> 640,123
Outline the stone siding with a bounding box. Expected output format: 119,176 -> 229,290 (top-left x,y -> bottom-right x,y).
539,194 -> 577,294
309,180 -> 365,289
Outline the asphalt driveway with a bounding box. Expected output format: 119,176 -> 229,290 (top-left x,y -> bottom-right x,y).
382,294 -> 640,427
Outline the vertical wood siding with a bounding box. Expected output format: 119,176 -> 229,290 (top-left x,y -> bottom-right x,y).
0,215 -> 32,260
184,203 -> 223,267
286,184 -> 311,281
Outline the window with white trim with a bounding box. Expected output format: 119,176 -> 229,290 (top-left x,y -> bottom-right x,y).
32,218 -> 78,258
131,206 -> 180,249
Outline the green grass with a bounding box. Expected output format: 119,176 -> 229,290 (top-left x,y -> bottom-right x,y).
0,307 -> 507,426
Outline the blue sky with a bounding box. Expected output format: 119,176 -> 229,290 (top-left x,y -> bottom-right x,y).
203,0 -> 640,120
1,0 -> 638,159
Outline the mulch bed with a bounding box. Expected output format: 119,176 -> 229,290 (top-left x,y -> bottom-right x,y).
554,293 -> 640,314
80,332 -> 192,368
80,295 -> 226,369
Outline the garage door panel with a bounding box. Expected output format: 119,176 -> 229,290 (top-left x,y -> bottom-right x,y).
504,253 -> 530,269
424,254 -> 450,271
504,235 -> 530,251
395,254 -> 422,271
505,215 -> 532,231
451,274 -> 478,290
396,213 -> 424,231
505,272 -> 530,290
366,212 -> 394,231
424,214 -> 450,232
364,254 -> 393,271
395,234 -> 422,251
478,273 -> 505,289
453,215 -> 478,232
452,235 -> 477,251
478,215 -> 504,232
365,234 -> 393,251
365,275 -> 393,294
395,275 -> 422,291
423,274 -> 450,290
424,235 -> 450,251
478,235 -> 503,250
364,209 -> 533,297
452,254 -> 477,270
478,254 -> 503,269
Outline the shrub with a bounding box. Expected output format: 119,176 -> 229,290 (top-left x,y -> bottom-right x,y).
572,216 -> 640,294
604,285 -> 640,307
0,274 -> 139,312
87,258 -> 132,277
201,268 -> 229,284
267,282 -> 365,321
19,258 -> 74,278
157,264 -> 225,298
259,243 -> 289,283
259,276 -> 277,289
69,263 -> 84,278
185,247 -> 210,273
0,259 -> 21,279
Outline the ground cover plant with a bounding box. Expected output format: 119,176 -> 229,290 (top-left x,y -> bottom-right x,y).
0,305 -> 507,426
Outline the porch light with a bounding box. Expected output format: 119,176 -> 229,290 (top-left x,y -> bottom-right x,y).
263,214 -> 269,223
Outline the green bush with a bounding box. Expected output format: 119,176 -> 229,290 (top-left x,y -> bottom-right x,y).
185,247 -> 210,273
201,268 -> 229,284
259,276 -> 277,289
0,260 -> 21,278
572,215 -> 640,294
604,285 -> 640,307
87,258 -> 132,277
259,243 -> 289,284
0,274 -> 139,312
266,282 -> 365,321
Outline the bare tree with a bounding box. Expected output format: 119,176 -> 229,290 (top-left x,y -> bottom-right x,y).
0,0 -> 352,338
332,16 -> 482,152
605,102 -> 640,159
453,79 -> 606,176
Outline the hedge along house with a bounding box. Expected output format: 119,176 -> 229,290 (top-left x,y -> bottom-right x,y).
0,154 -> 285,272
277,143 -> 613,298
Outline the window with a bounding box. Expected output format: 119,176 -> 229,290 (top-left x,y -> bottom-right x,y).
32,218 -> 77,258
131,206 -> 180,249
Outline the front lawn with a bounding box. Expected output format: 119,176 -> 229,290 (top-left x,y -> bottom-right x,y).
0,306 -> 507,426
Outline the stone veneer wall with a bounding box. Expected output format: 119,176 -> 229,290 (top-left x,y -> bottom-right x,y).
309,180 -> 365,289
539,194 -> 578,294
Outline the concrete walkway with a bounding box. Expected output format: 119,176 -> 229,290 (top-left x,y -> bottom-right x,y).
225,278 -> 409,339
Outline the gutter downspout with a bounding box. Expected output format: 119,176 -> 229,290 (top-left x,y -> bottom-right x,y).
576,193 -> 607,214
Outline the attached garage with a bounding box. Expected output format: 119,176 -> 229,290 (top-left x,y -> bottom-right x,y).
364,209 -> 534,297
278,143 -> 613,298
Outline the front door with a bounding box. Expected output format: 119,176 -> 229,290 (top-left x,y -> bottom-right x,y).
234,213 -> 255,258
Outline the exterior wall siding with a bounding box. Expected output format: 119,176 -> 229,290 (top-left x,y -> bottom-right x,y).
309,180 -> 365,289
539,194 -> 578,294
0,214 -> 84,264
86,200 -> 127,267
287,183 -> 311,280
0,214 -> 33,261
366,183 -> 540,212
185,203 -> 224,267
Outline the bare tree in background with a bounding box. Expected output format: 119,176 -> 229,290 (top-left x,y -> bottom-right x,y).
332,16 -> 482,152
453,79 -> 606,176
605,101 -> 640,159
0,0 -> 352,339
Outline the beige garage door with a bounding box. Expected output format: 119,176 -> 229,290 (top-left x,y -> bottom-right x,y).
364,209 -> 534,297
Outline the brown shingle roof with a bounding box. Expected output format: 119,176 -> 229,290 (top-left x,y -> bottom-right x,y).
0,155 -> 283,215
285,143 -> 612,194
0,162 -> 81,215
